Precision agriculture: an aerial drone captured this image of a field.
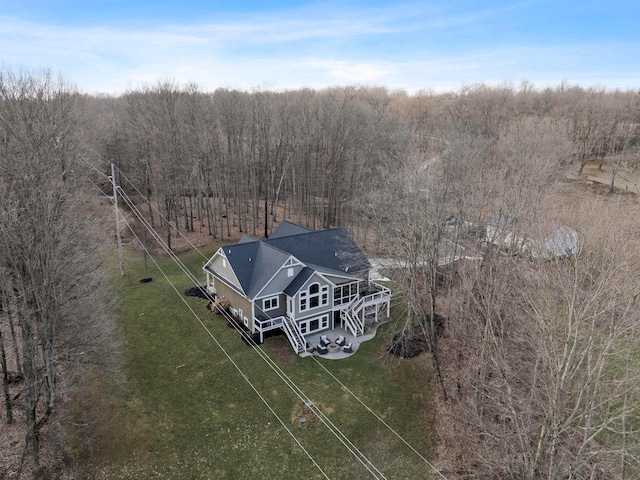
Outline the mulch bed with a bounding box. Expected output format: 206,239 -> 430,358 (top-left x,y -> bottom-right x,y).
387,315 -> 445,359
184,285 -> 214,301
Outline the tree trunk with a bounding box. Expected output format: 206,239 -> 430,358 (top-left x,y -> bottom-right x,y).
0,330 -> 13,423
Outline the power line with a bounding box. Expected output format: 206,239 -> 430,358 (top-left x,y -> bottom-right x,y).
310,357 -> 448,479
113,183 -> 387,479
106,188 -> 332,480
103,166 -> 447,479
113,165 -> 210,261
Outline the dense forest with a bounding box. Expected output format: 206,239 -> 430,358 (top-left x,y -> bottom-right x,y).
1,68 -> 640,478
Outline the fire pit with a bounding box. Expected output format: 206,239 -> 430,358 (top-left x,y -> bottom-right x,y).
327,343 -> 340,353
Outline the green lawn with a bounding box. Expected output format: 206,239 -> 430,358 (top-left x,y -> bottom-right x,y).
78,246 -> 436,479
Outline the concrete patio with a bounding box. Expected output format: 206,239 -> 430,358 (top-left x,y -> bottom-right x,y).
300,315 -> 390,360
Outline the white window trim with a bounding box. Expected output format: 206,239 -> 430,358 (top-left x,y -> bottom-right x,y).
263,295 -> 279,311
299,282 -> 329,312
333,282 -> 359,306
298,314 -> 329,335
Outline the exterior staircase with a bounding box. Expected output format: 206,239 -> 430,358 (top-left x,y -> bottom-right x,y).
281,315 -> 306,353
341,282 -> 390,337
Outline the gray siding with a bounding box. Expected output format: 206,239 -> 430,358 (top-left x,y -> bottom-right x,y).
209,251 -> 243,292
255,293 -> 287,318
258,263 -> 305,298
213,278 -> 253,331
290,273 -> 334,319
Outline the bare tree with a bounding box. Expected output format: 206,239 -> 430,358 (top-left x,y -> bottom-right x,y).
439,196 -> 640,479
0,68 -> 115,477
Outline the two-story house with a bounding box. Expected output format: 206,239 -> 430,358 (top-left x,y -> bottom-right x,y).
203,221 -> 391,354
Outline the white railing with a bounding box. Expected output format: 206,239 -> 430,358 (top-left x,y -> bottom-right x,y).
340,282 -> 391,337
281,316 -> 306,353
341,308 -> 363,336
349,283 -> 391,317
254,315 -> 284,332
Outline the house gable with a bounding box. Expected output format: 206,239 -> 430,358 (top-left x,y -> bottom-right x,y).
210,241 -> 291,300
204,249 -> 244,294
289,271 -> 333,319
284,267 -> 315,297
254,256 -> 305,299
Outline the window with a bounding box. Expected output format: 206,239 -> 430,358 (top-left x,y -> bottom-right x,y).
298,314 -> 329,335
300,292 -> 307,311
333,282 -> 358,305
299,282 -> 329,311
287,268 -> 294,277
263,296 -> 279,311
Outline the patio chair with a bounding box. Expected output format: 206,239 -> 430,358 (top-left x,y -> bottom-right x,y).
316,344 -> 328,355
320,334 -> 330,346
343,342 -> 353,353
335,335 -> 345,346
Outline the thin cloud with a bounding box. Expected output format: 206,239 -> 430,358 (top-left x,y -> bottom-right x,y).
0,2 -> 637,94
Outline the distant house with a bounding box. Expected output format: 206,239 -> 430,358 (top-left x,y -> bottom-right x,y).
486,212 -> 578,259
203,221 -> 391,353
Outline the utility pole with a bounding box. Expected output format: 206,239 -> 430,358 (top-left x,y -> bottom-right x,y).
111,163 -> 125,276
264,166 -> 269,239
263,127 -> 269,239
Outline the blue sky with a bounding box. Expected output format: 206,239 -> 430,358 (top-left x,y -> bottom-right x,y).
1,1 -> 638,94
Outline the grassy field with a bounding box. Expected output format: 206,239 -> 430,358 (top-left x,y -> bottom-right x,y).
77,245 -> 437,479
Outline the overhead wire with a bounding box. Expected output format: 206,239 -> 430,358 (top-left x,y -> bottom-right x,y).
110,164 -> 384,478
110,179 -> 387,479
113,166 -> 210,261
310,357 -> 448,479
116,188 -> 386,479
96,182 -> 332,480
105,164 -> 448,479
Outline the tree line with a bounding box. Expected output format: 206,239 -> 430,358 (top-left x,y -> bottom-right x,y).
1,67 -> 640,478
0,70 -> 116,478
97,81 -> 640,248
93,79 -> 640,478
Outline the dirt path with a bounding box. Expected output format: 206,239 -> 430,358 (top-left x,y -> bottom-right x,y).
565,159 -> 640,196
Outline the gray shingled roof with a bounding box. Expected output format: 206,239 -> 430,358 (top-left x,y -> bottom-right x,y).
283,267 -> 314,296
264,226 -> 370,274
218,222 -> 370,300
268,220 -> 313,239
222,241 -> 290,298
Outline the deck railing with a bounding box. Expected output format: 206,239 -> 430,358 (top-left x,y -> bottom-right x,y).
341,308 -> 363,336
350,282 -> 390,316
281,315 -> 306,353
254,314 -> 284,332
